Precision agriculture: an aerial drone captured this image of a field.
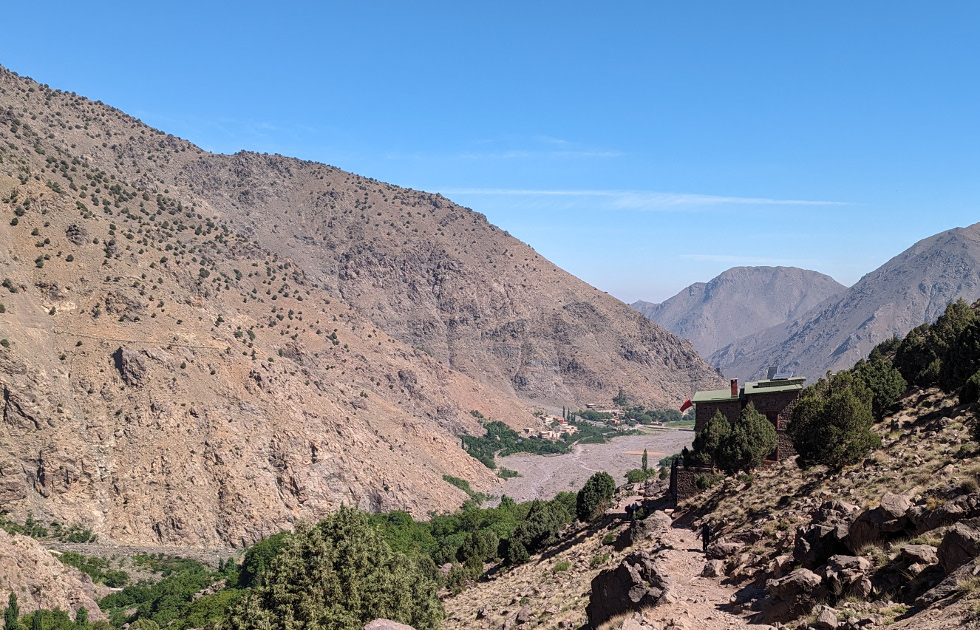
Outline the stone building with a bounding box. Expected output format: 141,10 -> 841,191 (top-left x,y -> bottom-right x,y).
692,374 -> 805,460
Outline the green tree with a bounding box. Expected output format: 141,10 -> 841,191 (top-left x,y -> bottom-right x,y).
690,410 -> 731,466
940,318 -> 980,393
74,608 -> 88,630
641,449 -> 648,473
5,593 -> 20,630
221,507 -> 443,630
789,371 -> 881,470
895,299 -> 977,387
613,388 -> 628,407
236,531 -> 290,588
716,403 -> 776,474
961,370 -> 980,406
576,472 -> 616,522
852,358 -> 907,423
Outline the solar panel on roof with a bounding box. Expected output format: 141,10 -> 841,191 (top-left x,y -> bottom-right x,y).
773,372 -> 795,380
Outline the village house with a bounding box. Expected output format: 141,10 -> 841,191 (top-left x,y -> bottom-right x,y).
670,372 -> 806,501
691,373 -> 806,460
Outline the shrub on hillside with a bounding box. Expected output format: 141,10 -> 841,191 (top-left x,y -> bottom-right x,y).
716,403 -> 776,474
789,371 -> 880,469
961,370 -> 980,406
222,507 -> 443,630
894,298 -> 977,388
852,357 -> 907,421
576,472 -> 615,523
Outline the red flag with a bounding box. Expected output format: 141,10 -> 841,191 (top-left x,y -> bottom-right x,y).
679,398 -> 692,412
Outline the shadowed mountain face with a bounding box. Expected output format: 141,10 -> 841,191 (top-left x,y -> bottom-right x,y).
710,224 -> 980,381
632,266 -> 845,357
0,65 -> 720,546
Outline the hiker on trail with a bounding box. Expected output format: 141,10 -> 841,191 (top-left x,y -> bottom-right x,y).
696,521 -> 713,553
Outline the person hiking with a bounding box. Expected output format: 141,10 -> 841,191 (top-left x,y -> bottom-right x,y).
696,521 -> 713,553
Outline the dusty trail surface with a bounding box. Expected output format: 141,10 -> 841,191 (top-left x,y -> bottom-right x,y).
623,523 -> 773,630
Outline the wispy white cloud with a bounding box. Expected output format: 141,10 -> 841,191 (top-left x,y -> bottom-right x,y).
440,188 -> 848,209
456,150 -> 624,159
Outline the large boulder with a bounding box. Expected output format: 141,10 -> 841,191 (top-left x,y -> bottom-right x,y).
794,500 -> 857,568
630,510 -> 672,545
766,568 -> 826,616
899,544 -> 938,566
845,492 -> 913,552
705,540 -> 744,560
822,555 -> 872,600
113,346 -> 147,387
916,557 -> 980,608
585,550 -> 671,627
938,517 -> 980,574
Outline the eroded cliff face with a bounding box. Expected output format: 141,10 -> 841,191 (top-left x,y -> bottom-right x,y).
0,64 -> 720,547
0,529 -> 106,621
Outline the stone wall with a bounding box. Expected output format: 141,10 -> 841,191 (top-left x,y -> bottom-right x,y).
746,389 -> 800,430
670,461 -> 707,501
777,430 -> 796,459
694,399 -> 741,432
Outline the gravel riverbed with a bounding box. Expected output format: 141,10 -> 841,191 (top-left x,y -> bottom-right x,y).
495,428 -> 694,502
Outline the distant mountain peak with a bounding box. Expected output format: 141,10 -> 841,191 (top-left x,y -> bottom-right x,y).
710,223 -> 980,381
633,266 -> 845,357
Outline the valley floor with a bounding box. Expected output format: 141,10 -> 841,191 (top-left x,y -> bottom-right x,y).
497,430 -> 694,503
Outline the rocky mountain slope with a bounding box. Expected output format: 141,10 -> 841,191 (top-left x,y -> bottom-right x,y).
632,266 -> 844,357
0,64 -> 720,548
711,223 -> 980,381
0,529 -> 106,621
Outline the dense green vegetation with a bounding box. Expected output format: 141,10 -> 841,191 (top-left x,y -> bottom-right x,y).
99,556 -> 237,628
57,551 -> 130,588
1,474 -> 612,630
221,507 -> 443,630
0,513 -> 95,543
461,420 -> 569,469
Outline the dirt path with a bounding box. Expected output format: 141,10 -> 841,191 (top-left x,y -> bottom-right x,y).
621,522 -> 772,630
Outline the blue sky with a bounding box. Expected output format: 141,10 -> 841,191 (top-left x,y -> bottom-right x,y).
3,2 -> 979,302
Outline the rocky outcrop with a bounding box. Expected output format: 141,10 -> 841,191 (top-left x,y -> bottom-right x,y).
822,555 -> 872,600
794,500 -> 857,569
916,557 -> 980,608
630,510 -> 672,546
937,517 -> 980,574
113,347 -> 147,387
766,568 -> 826,616
0,529 -> 105,620
845,492 -> 913,553
585,550 -> 672,627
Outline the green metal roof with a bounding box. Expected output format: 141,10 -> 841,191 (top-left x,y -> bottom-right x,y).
691,388 -> 738,403
744,377 -> 805,396
692,376 -> 805,404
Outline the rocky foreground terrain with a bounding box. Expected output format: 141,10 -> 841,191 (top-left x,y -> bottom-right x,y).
632,267 -> 844,358
0,64 -> 719,549
439,387 -> 980,630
